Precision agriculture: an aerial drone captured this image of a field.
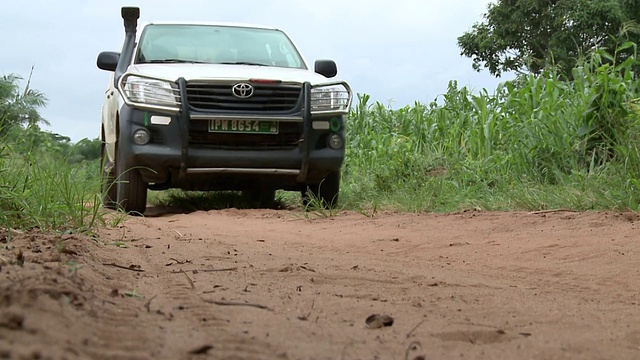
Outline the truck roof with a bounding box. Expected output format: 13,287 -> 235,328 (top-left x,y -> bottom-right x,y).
142,21 -> 281,31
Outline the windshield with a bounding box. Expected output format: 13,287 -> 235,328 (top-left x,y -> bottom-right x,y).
135,24 -> 306,69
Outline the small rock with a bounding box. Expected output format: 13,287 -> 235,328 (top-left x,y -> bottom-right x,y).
365,314 -> 394,329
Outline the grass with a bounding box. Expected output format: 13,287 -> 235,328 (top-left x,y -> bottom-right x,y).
300,188 -> 343,218
0,139 -> 107,234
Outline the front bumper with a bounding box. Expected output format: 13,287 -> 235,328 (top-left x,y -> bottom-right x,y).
117,79 -> 348,191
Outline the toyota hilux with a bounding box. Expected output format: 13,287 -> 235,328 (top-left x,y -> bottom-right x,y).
96,7 -> 352,214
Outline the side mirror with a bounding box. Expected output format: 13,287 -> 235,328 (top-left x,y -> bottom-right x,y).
314,60 -> 337,78
97,51 -> 120,72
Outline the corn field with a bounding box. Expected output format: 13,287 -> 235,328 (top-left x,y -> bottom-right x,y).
342,42 -> 640,212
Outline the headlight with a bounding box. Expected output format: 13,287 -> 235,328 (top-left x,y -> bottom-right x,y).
310,82 -> 351,114
118,74 -> 181,111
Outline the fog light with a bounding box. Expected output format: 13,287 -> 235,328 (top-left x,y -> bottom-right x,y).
328,133 -> 343,149
133,129 -> 150,145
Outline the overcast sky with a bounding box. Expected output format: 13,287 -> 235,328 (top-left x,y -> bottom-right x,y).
1,0 -> 508,142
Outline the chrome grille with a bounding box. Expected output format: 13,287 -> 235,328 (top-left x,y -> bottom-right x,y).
186,83 -> 302,112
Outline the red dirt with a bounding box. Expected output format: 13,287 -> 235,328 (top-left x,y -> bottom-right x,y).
1,209 -> 639,359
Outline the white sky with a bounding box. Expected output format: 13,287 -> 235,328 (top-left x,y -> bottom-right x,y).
1,0 -> 507,141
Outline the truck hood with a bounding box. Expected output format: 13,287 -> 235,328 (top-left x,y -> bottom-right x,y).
127,63 -> 338,85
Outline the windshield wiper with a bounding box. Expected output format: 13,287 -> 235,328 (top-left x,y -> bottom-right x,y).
218,61 -> 268,66
141,59 -> 210,64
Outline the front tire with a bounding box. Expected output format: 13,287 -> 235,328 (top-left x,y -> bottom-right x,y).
115,143 -> 148,215
301,171 -> 340,209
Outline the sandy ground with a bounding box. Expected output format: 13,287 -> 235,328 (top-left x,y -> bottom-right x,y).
1,208 -> 640,360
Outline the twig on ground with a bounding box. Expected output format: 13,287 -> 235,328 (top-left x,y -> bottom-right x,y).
202,299 -> 272,311
406,319 -> 426,338
182,270 -> 195,290
200,267 -> 238,272
299,265 -> 316,272
165,258 -> 193,266
528,209 -> 576,215
170,267 -> 237,274
103,262 -> 145,272
144,294 -> 157,312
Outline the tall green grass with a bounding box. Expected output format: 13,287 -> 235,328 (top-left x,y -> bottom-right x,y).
342,43 -> 640,212
0,138 -> 104,233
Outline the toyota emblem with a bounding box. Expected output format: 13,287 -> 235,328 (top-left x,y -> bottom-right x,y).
232,83 -> 254,98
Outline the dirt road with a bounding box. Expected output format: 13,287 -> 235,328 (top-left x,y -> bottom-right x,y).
1,208 -> 639,359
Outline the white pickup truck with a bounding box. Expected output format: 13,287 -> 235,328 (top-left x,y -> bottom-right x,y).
97,7 -> 352,214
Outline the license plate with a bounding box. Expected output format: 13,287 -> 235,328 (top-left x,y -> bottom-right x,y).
208,120 -> 278,134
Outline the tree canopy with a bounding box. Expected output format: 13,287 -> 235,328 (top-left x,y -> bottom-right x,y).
1,71 -> 101,162
457,0 -> 640,77
0,71 -> 48,130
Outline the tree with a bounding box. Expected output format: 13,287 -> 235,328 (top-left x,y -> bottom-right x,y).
457,0 -> 640,77
67,137 -> 102,163
0,67 -> 48,132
